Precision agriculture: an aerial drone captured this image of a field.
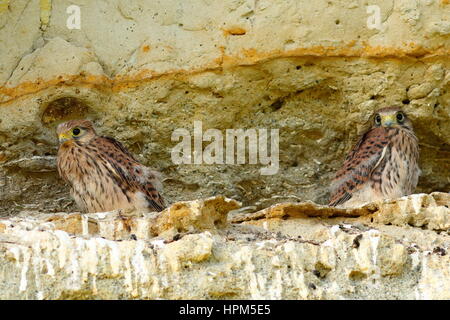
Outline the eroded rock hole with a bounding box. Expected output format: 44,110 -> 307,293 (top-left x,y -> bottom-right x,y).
349,270 -> 367,281
270,98 -> 284,111
41,97 -> 90,127
313,262 -> 331,278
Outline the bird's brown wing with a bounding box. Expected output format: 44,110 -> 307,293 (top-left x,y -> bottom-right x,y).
329,127 -> 392,206
96,136 -> 166,212
102,136 -> 139,162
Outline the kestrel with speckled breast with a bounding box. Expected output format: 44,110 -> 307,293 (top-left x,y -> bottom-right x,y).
56,120 -> 166,213
329,107 -> 420,208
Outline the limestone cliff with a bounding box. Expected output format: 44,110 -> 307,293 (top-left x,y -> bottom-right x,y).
0,0 -> 449,299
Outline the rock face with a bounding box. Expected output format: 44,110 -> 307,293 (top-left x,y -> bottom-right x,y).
0,0 -> 449,300
0,0 -> 448,215
0,193 -> 450,300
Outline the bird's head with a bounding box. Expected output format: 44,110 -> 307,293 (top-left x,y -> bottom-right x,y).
56,119 -> 97,145
372,107 -> 413,130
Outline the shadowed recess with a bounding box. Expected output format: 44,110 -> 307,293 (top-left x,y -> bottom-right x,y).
41,97 -> 90,127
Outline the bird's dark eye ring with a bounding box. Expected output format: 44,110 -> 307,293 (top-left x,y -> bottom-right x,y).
396,112 -> 404,122
72,128 -> 81,136
375,115 -> 381,125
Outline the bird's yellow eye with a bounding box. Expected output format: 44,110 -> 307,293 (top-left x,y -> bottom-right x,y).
396,112 -> 404,123
72,128 -> 81,136
375,114 -> 382,125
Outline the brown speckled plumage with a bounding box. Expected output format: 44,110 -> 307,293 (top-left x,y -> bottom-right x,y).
329,107 -> 420,208
57,120 -> 166,213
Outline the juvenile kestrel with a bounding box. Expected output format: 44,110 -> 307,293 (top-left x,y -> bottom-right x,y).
56,120 -> 166,213
329,107 -> 420,208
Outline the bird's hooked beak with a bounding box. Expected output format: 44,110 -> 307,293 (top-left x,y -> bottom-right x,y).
58,132 -> 71,144
382,114 -> 395,127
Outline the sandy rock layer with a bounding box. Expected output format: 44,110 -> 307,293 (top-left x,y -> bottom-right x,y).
0,0 -> 449,215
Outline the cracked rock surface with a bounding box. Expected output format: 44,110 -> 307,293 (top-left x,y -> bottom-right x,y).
0,193 -> 450,299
